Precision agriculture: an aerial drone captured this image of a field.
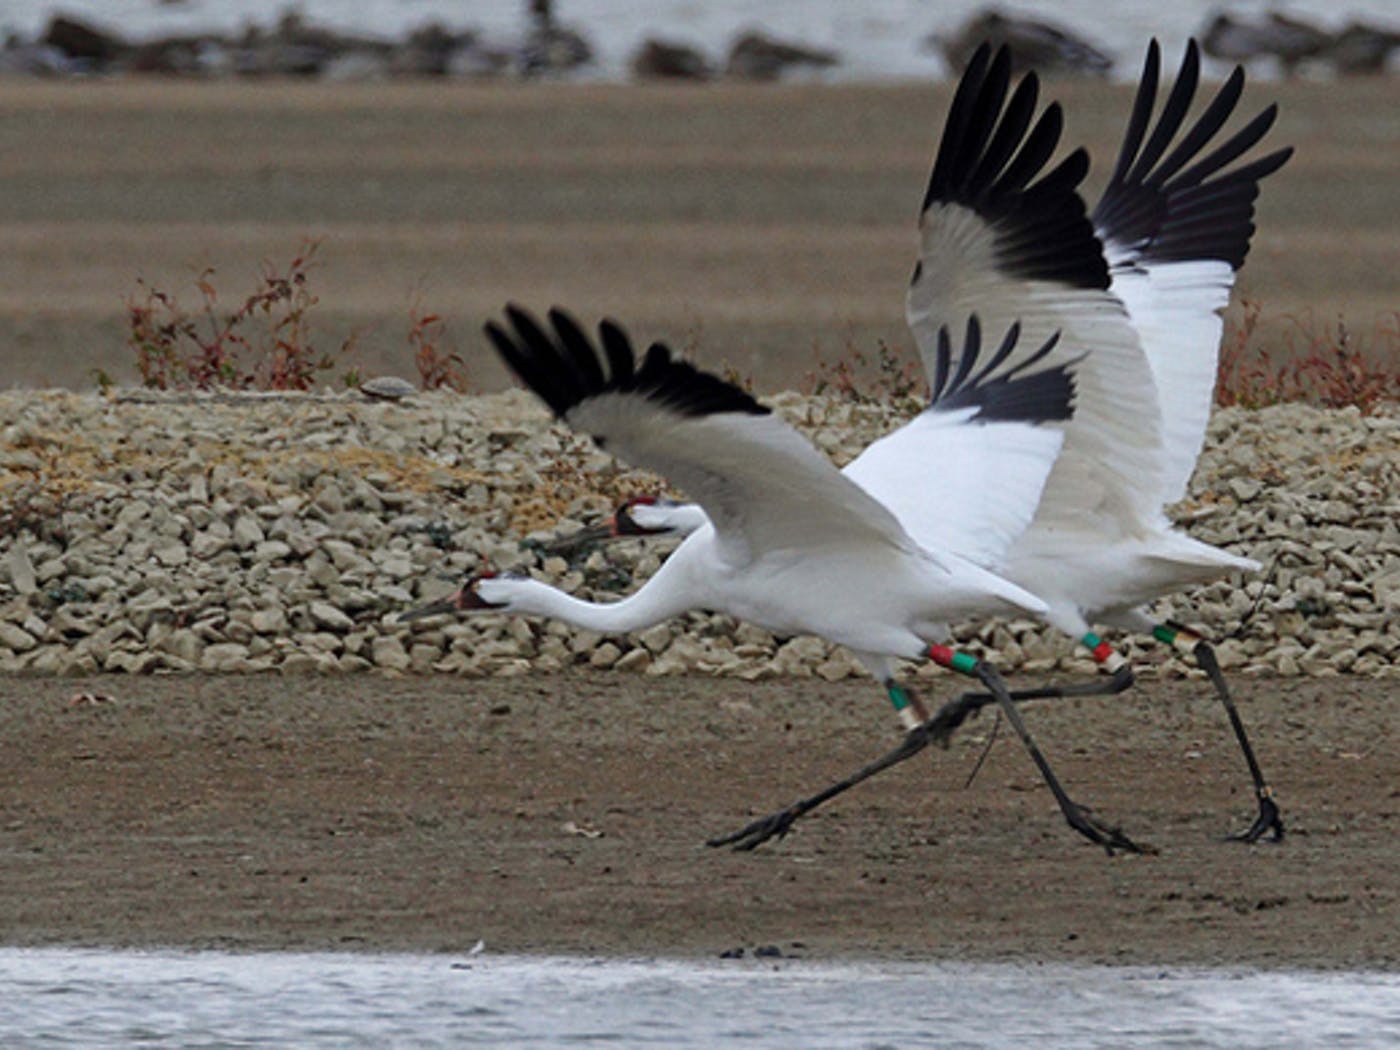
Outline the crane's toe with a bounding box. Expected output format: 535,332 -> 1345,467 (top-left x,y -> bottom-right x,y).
706,808 -> 798,851
1228,795 -> 1285,844
1064,803 -> 1153,856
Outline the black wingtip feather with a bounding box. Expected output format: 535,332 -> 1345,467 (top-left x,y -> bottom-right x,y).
920,48 -> 1107,290
1092,38 -> 1291,271
929,315 -> 1076,425
487,305 -> 770,425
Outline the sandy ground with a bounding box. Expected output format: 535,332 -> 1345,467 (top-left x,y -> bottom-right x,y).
1,671 -> 1394,968
0,76 -> 1397,390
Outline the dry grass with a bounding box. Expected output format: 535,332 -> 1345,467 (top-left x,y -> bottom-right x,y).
1218,302 -> 1399,414
123,241 -> 360,391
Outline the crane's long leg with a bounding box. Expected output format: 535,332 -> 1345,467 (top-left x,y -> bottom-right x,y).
708,648 -> 1145,854
706,682 -> 946,851
929,647 -> 1144,856
934,624 -> 1284,844
1156,622 -> 1284,843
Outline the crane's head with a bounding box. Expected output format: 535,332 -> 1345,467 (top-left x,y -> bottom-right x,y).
397,571 -> 513,621
613,496 -> 688,536
540,495 -> 688,552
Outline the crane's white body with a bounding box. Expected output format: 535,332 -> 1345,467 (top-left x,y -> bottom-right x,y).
481,523 -> 1034,663
453,307 -> 1072,687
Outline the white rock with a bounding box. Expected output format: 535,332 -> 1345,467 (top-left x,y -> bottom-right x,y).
308,601 -> 354,631
589,642 -> 621,668
251,608 -> 289,634
253,540 -> 293,563
231,515 -> 265,548
5,545 -> 37,595
154,542 -> 189,567
280,652 -> 335,674
105,650 -> 161,673
609,648 -> 646,672
636,623 -> 673,654
0,622 -> 37,652
201,642 -> 252,671
371,635 -> 412,670
1374,570 -> 1400,611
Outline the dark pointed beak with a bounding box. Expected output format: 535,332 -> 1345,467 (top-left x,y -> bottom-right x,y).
538,521 -> 617,553
398,577 -> 508,622
397,591 -> 463,622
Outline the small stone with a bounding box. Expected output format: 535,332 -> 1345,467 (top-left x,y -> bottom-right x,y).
232,515 -> 266,548
154,542 -> 189,567
589,642 -> 621,668
323,539 -> 368,572
200,643 -> 252,672
115,499 -> 151,526
614,648 -> 651,672
371,635 -> 411,670
190,531 -> 229,559
253,540 -> 293,563
36,557 -> 65,584
309,601 -> 354,631
105,650 -> 161,674
313,485 -> 345,516
1229,478 -> 1262,502
636,623 -> 673,654
360,375 -> 417,401
280,652 -> 333,674
815,658 -> 853,682
378,555 -> 414,579
1374,570 -> 1400,611
299,631 -> 344,653
6,545 -> 38,595
251,608 -> 289,634
409,643 -> 440,671
0,622 -> 37,652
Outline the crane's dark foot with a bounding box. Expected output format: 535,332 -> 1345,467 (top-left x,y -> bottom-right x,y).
1062,801 -> 1152,856
708,722 -> 938,852
706,807 -> 800,852
1228,793 -> 1285,844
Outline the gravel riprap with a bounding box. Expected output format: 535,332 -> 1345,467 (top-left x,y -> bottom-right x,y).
1,388 -> 1396,679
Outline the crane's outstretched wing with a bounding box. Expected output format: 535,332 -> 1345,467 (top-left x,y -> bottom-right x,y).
844,315 -> 1077,569
1092,39 -> 1292,506
906,42 -> 1167,530
487,305 -> 921,568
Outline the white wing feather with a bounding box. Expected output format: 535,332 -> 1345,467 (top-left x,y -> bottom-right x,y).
908,205 -> 1166,531
567,395 -> 926,570
1105,258 -> 1234,507
844,407 -> 1065,570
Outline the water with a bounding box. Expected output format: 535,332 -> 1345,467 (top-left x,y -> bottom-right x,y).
1,948 -> 1396,1049
0,0 -> 1396,81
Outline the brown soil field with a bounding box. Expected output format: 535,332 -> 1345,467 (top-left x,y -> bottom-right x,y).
0,76 -> 1396,390
1,671 -> 1395,967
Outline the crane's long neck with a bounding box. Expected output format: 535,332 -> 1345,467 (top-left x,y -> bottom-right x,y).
491,574 -> 694,634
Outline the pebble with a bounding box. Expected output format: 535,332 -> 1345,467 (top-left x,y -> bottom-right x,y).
6,545 -> 37,595
309,601 -> 355,632
0,390 -> 1395,680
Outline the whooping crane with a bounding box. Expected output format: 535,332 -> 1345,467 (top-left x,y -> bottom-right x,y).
401,305 -> 1146,853
556,39 -> 1291,848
